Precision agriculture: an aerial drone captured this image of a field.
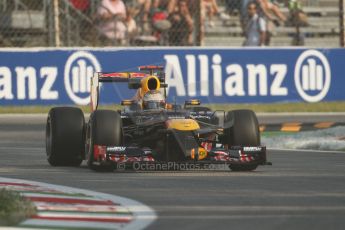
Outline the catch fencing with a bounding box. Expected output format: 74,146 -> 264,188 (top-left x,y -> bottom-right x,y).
0,0 -> 343,47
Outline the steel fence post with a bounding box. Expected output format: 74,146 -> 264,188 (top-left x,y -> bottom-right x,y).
340,0 -> 345,47
53,0 -> 60,47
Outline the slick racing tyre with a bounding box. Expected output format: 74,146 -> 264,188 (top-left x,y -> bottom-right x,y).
86,110 -> 123,171
224,109 -> 260,146
46,107 -> 85,166
224,109 -> 260,171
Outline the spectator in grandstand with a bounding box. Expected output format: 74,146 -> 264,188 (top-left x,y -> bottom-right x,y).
69,0 -> 90,12
258,0 -> 286,23
256,0 -> 286,45
241,0 -> 285,26
96,0 -> 127,45
137,1 -> 149,34
126,6 -> 139,43
241,0 -> 286,45
224,0 -> 241,15
243,1 -> 266,46
69,0 -> 92,42
148,0 -> 174,45
151,0 -> 177,15
168,0 -> 194,46
240,0 -> 252,28
202,0 -> 231,27
286,0 -> 307,45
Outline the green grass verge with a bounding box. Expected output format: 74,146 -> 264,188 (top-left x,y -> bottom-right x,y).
0,101 -> 345,113
0,189 -> 36,226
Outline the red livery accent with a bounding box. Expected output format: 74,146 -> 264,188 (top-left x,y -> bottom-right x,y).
101,72 -> 147,78
201,142 -> 213,151
30,215 -> 132,223
214,151 -> 228,156
139,65 -> 164,70
94,145 -> 106,161
0,182 -> 35,187
239,151 -> 255,162
107,155 -> 155,163
27,197 -> 116,205
213,156 -> 230,161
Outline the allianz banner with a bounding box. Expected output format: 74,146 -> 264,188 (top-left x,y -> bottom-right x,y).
0,48 -> 343,105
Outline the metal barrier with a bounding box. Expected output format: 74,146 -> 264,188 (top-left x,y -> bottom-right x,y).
0,0 -> 342,47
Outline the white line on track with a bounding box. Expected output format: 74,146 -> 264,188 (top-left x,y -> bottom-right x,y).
152,205 -> 345,212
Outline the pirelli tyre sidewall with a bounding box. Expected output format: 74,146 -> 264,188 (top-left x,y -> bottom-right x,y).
86,110 -> 123,170
225,109 -> 260,146
46,107 -> 85,166
224,109 -> 260,171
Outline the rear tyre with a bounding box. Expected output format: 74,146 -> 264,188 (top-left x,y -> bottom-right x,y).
86,110 -> 123,171
46,107 -> 85,166
224,109 -> 260,171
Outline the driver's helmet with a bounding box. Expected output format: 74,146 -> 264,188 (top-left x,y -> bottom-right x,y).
142,90 -> 166,110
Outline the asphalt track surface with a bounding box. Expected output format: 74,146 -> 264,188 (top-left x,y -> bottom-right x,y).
0,114 -> 345,230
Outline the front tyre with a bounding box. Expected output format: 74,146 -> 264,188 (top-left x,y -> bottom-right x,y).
46,107 -> 85,166
224,109 -> 260,171
224,109 -> 260,146
86,110 -> 123,171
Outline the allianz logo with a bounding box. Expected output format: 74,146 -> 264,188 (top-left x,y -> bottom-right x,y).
64,51 -> 101,105
165,49 -> 331,103
294,50 -> 331,102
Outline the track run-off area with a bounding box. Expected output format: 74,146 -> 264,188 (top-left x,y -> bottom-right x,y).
0,113 -> 345,230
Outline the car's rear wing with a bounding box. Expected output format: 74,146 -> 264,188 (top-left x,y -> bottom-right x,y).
97,72 -> 148,82
90,66 -> 166,112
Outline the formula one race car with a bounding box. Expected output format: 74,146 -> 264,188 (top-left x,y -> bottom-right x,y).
46,66 -> 270,171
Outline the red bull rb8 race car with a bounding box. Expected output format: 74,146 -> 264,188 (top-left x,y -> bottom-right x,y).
46,66 -> 270,171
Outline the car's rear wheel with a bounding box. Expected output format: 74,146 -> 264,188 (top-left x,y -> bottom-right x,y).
46,107 -> 85,166
86,110 -> 123,171
224,109 -> 260,171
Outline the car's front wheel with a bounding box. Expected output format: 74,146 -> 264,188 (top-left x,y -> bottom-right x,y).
86,110 -> 123,171
224,109 -> 260,171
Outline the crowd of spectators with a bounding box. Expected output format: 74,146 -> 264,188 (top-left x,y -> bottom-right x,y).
78,0 -> 199,46
67,0 -> 306,47
67,0 -> 230,46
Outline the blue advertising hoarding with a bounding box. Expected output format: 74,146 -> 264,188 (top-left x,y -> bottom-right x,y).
0,47 -> 344,105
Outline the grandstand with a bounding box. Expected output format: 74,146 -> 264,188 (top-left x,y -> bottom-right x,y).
0,0 -> 342,47
206,0 -> 340,47
0,0 -> 101,47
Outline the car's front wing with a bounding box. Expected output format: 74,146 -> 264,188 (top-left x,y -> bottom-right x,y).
92,145 -> 269,169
